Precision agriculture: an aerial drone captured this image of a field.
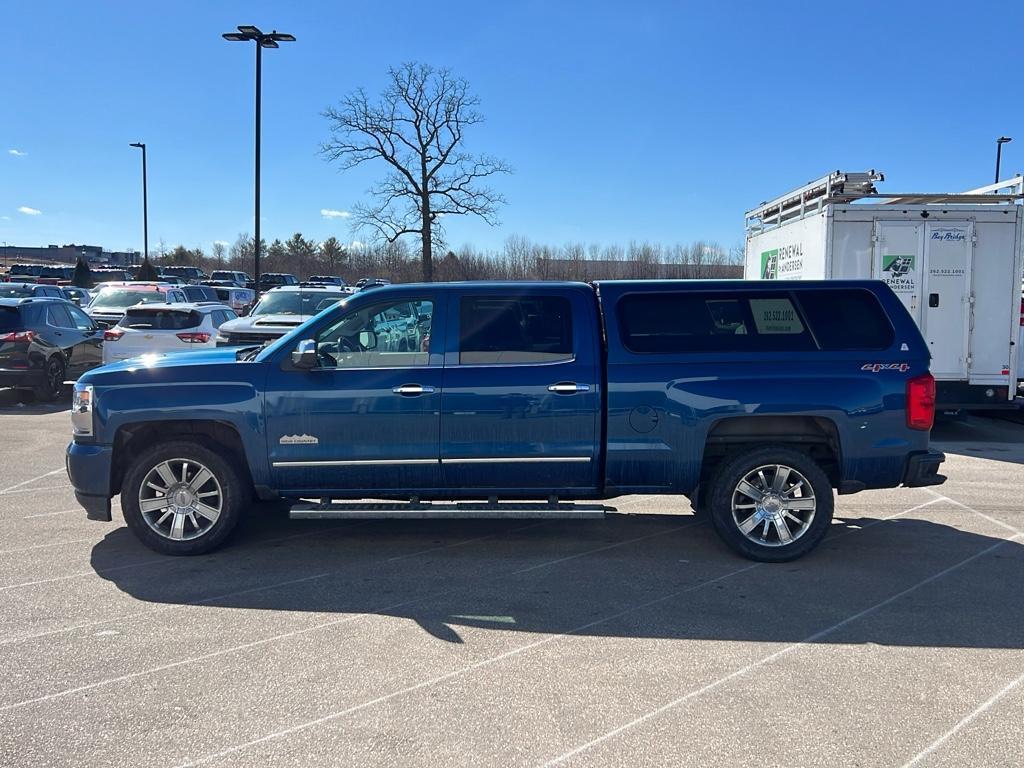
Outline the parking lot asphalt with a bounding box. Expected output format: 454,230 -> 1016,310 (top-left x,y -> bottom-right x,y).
0,389 -> 1021,768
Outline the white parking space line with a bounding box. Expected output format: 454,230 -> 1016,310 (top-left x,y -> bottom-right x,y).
899,670 -> 1024,768
0,483 -> 71,496
21,509 -> 77,519
0,469 -> 65,495
169,496 -> 944,767
171,563 -> 761,768
0,520 -> 697,711
0,537 -> 96,555
0,520 -> 547,645
924,487 -> 1024,537
539,532 -> 1023,767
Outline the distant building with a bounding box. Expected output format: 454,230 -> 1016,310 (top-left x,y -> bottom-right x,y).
0,243 -> 141,267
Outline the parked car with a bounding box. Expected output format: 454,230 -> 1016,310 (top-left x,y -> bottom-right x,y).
1,297 -> 103,400
160,266 -> 208,284
5,263 -> 46,282
210,270 -> 252,287
0,282 -> 72,300
68,279 -> 945,559
215,284 -> 347,346
307,275 -> 347,287
91,269 -> 130,284
208,286 -> 256,315
85,283 -> 189,328
156,274 -> 188,286
357,278 -> 391,292
61,286 -> 92,307
102,303 -> 238,364
254,272 -> 299,292
179,285 -> 222,304
35,265 -> 76,284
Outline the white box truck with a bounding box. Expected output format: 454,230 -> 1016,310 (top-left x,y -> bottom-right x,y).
744,171 -> 1023,409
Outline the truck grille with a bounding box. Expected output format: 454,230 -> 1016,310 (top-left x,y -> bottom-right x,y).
222,331 -> 281,346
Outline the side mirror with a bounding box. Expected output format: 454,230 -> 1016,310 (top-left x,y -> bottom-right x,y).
291,339 -> 317,369
358,330 -> 377,350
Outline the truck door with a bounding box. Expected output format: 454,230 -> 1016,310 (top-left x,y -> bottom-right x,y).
439,288 -> 600,492
872,220 -> 924,325
922,221 -> 973,379
264,293 -> 444,494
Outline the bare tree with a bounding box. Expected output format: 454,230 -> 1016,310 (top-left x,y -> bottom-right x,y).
320,63 -> 511,281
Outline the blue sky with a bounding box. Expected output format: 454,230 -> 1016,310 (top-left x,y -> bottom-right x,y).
2,0 -> 1021,256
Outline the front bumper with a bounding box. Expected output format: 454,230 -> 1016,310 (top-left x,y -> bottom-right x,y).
66,441 -> 115,521
901,450 -> 947,487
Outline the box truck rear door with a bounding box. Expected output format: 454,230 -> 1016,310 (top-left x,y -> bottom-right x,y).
922,221 -> 973,379
873,220 -> 924,325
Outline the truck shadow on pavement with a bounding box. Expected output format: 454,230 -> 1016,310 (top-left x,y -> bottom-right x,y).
0,387 -> 70,414
932,413 -> 1024,465
90,510 -> 1024,649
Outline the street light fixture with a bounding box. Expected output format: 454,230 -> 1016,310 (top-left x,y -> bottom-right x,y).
222,25 -> 295,290
129,142 -> 148,266
995,136 -> 1012,185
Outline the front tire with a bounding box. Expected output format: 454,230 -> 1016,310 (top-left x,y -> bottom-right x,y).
707,446 -> 833,562
121,440 -> 248,555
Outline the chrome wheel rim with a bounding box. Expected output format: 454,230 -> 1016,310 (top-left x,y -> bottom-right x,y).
731,464 -> 816,547
138,458 -> 223,541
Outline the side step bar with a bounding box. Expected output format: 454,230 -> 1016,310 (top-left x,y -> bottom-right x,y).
289,500 -> 612,520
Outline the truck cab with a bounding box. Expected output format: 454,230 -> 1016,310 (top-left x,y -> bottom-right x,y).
67,280 -> 944,562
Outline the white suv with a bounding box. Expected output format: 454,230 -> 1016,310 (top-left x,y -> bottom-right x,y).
102,303 -> 238,364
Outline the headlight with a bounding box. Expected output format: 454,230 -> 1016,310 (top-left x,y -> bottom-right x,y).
72,384 -> 94,437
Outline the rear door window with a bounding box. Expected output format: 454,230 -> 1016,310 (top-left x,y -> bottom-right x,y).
46,304 -> 75,329
795,289 -> 895,350
617,292 -> 816,353
458,296 -> 573,365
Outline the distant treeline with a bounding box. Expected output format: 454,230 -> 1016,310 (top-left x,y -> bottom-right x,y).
154,234 -> 744,282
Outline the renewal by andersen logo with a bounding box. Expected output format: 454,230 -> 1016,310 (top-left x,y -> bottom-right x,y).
882,254 -> 915,277
760,249 -> 779,279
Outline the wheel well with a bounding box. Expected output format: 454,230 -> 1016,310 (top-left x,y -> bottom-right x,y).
111,420 -> 252,495
701,416 -> 841,488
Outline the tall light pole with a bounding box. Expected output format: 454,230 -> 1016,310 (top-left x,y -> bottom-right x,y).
995,136 -> 1012,185
129,142 -> 148,265
222,25 -> 295,290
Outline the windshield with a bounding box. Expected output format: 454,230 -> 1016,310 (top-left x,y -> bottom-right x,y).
0,286 -> 32,298
252,290 -> 345,316
91,289 -> 165,309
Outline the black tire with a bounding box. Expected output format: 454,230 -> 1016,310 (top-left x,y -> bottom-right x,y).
121,440 -> 248,555
706,446 -> 833,563
32,355 -> 65,402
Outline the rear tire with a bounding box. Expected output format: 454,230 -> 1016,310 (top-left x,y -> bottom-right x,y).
707,446 -> 833,562
32,355 -> 65,402
121,440 -> 248,555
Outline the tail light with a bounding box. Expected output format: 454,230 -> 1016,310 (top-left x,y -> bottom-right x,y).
176,332 -> 211,343
0,330 -> 35,343
906,372 -> 936,431
103,328 -> 125,341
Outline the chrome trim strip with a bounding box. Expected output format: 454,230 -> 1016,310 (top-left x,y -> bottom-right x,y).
441,456 -> 592,464
272,458 -> 439,468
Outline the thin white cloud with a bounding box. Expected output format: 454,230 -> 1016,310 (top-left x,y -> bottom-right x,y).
0,215 -> 9,220
321,208 -> 351,219
7,149 -> 27,157
213,240 -> 230,246
17,206 -> 41,216
350,240 -> 364,250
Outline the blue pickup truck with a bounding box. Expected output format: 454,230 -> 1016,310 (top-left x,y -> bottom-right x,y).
67,280 -> 944,562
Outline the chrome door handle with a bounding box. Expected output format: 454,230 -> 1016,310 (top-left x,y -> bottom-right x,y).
547,382 -> 590,394
393,384 -> 436,395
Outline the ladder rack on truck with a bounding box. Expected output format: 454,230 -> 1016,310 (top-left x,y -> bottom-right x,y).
746,171 -> 1024,234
